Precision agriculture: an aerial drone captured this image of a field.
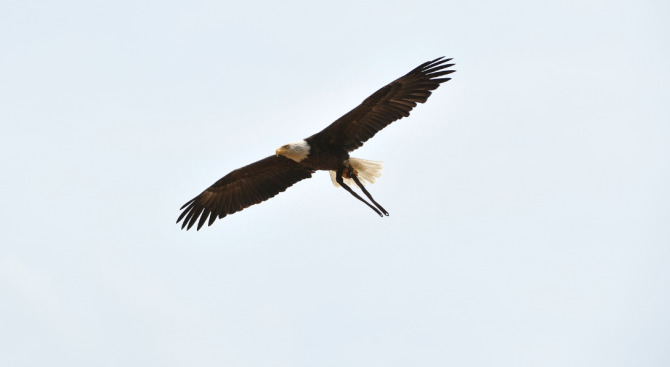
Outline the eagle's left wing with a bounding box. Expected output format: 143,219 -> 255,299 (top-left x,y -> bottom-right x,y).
177,155 -> 315,230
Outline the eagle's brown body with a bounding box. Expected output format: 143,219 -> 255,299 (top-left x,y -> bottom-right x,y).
298,139 -> 349,171
177,57 -> 455,230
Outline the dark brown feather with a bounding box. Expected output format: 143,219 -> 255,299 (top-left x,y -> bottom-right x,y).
311,57 -> 455,152
176,155 -> 315,230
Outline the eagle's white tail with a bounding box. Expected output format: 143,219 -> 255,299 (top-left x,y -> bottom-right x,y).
329,158 -> 384,188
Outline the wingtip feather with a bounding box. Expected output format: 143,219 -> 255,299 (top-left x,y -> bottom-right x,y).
180,198 -> 196,210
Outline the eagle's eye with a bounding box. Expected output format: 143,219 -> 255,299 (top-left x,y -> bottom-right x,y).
284,145 -> 290,149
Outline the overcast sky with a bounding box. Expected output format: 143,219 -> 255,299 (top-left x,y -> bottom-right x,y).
1,0 -> 669,366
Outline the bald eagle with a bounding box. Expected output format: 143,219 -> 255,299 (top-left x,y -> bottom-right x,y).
177,57 -> 455,230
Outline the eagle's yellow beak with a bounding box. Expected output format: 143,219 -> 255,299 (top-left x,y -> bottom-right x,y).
276,146 -> 287,157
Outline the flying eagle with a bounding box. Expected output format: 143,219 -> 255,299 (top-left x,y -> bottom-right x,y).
177,57 -> 455,230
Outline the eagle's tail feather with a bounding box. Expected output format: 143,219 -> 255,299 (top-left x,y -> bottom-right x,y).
329,158 -> 384,188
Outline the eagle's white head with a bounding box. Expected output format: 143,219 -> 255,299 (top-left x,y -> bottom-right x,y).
275,140 -> 310,162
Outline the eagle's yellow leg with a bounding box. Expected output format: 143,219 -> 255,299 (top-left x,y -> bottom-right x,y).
341,168 -> 358,179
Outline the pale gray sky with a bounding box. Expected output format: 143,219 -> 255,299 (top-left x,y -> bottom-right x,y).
1,0 -> 669,366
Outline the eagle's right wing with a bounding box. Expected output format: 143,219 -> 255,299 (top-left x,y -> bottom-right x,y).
312,57 -> 455,152
177,155 -> 315,230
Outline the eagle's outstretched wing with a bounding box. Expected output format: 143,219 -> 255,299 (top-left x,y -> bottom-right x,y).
177,155 -> 315,230
312,57 -> 455,151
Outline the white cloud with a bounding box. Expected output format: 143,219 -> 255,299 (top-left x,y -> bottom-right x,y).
102,264 -> 203,322
0,257 -> 87,349
256,307 -> 284,329
0,257 -> 58,310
